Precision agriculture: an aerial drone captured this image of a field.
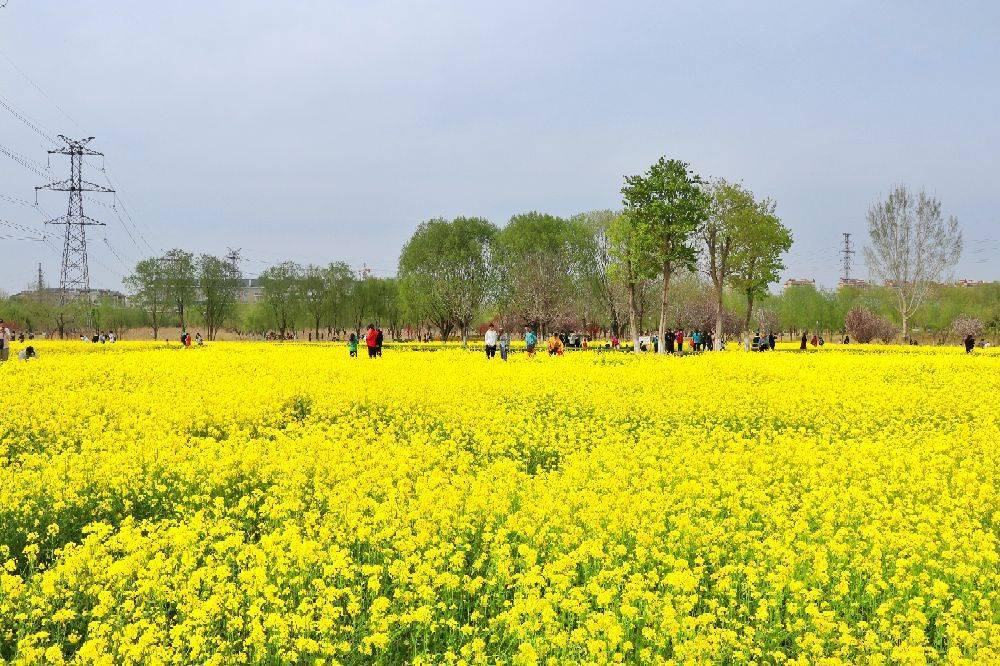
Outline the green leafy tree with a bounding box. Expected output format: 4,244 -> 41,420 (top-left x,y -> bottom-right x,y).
622,157 -> 709,353
702,179 -> 757,348
607,212 -> 654,351
322,262 -> 356,336
259,261 -> 303,337
728,197 -> 793,333
161,249 -> 198,331
197,254 -> 242,340
398,217 -> 497,344
494,212 -> 587,333
125,257 -> 169,339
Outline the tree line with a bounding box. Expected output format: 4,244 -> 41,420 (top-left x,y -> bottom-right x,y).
1,156 -> 986,344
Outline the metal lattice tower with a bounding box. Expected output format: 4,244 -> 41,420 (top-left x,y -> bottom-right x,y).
225,247 -> 243,269
35,136 -> 114,301
841,232 -> 855,281
36,262 -> 44,291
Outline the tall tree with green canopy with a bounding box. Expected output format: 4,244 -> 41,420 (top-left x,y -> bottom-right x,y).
125,257 -> 169,339
728,197 -> 793,333
494,212 -> 589,333
398,216 -> 497,344
607,211 -> 655,352
197,254 -> 242,340
322,262 -> 356,335
622,157 -> 709,353
702,179 -> 757,349
259,261 -> 303,337
161,249 -> 197,331
298,264 -> 329,339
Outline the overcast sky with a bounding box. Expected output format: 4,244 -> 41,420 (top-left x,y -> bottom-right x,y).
1,1 -> 997,292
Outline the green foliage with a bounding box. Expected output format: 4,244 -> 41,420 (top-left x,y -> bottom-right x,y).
161,249 -> 198,330
197,254 -> 242,340
124,257 -> 169,339
727,197 -> 793,331
258,261 -> 303,336
398,217 -> 497,342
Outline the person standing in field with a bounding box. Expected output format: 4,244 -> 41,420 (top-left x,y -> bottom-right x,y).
376,328 -> 384,357
800,331 -> 808,350
0,322 -> 9,363
546,333 -> 564,356
524,326 -> 537,357
768,332 -> 777,350
811,333 -> 819,347
365,325 -> 378,358
484,323 -> 498,359
674,328 -> 684,353
348,332 -> 358,357
964,334 -> 975,353
498,327 -> 510,361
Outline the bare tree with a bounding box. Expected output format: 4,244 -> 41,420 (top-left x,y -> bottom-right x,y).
864,185 -> 963,340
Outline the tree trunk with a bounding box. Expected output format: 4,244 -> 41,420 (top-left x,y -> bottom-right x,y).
657,265 -> 671,354
714,290 -> 724,351
627,281 -> 640,354
902,313 -> 908,342
743,291 -> 755,334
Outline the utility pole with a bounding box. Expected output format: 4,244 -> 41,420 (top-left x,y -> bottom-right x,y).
36,136 -> 114,303
841,232 -> 855,282
36,262 -> 44,292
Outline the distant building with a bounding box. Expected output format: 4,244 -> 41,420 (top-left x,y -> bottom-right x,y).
783,278 -> 816,291
14,287 -> 126,306
955,279 -> 989,288
838,278 -> 869,290
237,278 -> 263,304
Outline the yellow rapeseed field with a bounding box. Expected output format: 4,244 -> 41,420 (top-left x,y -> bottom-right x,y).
1,341 -> 998,665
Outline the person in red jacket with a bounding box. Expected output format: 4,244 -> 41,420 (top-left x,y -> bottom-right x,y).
365,324 -> 379,358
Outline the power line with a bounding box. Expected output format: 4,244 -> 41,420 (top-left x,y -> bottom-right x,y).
0,93 -> 60,147
0,47 -> 82,131
0,140 -> 51,178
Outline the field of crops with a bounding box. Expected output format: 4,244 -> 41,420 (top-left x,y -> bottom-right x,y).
1,341 -> 998,664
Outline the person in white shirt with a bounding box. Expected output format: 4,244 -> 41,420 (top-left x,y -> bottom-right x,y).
483,323 -> 499,359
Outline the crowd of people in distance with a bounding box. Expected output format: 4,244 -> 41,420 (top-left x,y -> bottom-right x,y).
79,331 -> 118,344
0,320 -> 37,362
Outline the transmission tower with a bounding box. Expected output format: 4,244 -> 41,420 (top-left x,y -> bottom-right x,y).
36,262 -> 44,292
225,247 -> 242,269
35,136 -> 114,302
841,232 -> 855,282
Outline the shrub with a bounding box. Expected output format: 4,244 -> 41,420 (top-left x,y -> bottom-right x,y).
846,306 -> 897,343
950,314 -> 984,340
